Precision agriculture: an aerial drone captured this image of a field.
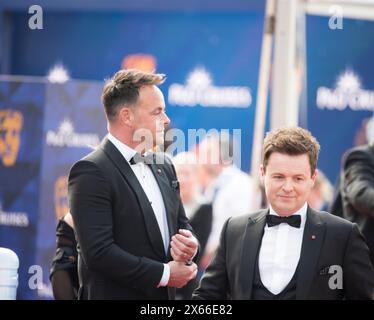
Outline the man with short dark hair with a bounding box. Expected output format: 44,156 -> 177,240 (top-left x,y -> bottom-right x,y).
193,127 -> 374,300
69,69 -> 198,299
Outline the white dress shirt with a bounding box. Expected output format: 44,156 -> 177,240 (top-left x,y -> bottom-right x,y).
258,202 -> 308,295
205,165 -> 256,253
107,133 -> 170,286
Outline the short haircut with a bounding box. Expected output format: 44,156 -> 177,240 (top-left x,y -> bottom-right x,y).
262,127 -> 320,175
101,69 -> 166,121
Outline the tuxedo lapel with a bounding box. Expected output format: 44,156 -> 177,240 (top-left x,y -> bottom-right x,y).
239,210 -> 267,299
100,139 -> 166,261
296,207 -> 326,299
148,157 -> 178,239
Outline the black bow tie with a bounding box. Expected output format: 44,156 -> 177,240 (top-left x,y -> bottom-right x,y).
129,153 -> 153,165
266,214 -> 301,228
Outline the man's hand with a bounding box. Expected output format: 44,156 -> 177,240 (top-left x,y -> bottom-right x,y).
170,229 -> 198,263
167,261 -> 198,288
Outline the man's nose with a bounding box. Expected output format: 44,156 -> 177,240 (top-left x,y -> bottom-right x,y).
163,112 -> 171,126
282,179 -> 294,193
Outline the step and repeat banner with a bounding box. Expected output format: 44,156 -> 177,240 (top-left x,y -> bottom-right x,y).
306,15 -> 374,186
35,82 -> 107,299
0,80 -> 46,299
12,10 -> 266,173
0,79 -> 107,299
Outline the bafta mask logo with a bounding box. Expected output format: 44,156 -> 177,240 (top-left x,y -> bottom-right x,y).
54,175 -> 68,220
0,110 -> 23,167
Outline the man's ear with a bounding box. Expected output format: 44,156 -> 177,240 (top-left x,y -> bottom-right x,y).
311,169 -> 318,186
118,106 -> 133,127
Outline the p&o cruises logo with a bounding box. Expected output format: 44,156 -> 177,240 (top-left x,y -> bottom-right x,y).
316,69 -> 374,111
168,67 -> 252,108
46,118 -> 100,148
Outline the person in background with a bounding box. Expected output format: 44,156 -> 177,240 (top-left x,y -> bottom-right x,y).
307,169 -> 333,211
173,152 -> 213,299
195,132 -> 257,269
330,116 -> 374,265
50,212 -> 78,300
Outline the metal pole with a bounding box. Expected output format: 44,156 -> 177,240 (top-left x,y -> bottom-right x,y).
250,0 -> 276,210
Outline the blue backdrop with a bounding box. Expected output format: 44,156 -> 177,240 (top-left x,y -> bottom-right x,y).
0,80 -> 45,299
306,15 -> 374,185
11,10 -> 265,173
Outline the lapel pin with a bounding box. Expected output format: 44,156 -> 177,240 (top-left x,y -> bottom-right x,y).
311,235 -> 316,240
157,168 -> 162,174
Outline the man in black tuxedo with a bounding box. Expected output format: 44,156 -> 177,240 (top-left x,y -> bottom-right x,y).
193,127 -> 374,300
68,69 -> 198,299
331,142 -> 374,266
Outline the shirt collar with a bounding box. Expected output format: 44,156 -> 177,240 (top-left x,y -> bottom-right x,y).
107,133 -> 137,163
269,202 -> 308,229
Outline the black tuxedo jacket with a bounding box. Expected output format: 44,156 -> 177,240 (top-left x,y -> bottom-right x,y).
68,138 -> 193,299
339,143 -> 374,265
193,207 -> 374,300
189,203 -> 213,265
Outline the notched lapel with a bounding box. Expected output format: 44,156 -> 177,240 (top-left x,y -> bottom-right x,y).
101,139 -> 166,261
296,208 -> 326,299
239,210 -> 267,299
